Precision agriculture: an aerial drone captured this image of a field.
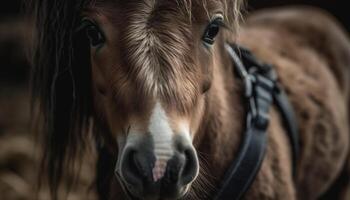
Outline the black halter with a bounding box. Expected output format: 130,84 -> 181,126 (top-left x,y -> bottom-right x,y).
214,44 -> 299,200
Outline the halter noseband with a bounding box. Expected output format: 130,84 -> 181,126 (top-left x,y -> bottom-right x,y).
214,44 -> 299,200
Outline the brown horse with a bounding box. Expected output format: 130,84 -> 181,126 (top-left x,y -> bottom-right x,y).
29,0 -> 350,199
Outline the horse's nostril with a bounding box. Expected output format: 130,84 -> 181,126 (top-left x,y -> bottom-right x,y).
166,161 -> 181,183
121,149 -> 145,187
180,148 -> 199,185
129,151 -> 142,175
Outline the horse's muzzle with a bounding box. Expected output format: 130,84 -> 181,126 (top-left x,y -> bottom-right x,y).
118,138 -> 199,199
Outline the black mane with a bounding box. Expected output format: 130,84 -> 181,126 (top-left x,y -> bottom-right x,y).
28,0 -> 93,198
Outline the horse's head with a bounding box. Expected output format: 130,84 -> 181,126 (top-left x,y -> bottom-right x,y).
30,0 -> 242,199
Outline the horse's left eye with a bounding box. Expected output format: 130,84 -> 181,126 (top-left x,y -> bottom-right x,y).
202,16 -> 224,45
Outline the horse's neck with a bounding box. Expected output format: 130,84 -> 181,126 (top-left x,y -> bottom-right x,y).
195,41 -> 245,194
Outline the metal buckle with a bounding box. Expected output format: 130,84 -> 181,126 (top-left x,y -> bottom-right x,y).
225,43 -> 272,130
248,71 -> 276,131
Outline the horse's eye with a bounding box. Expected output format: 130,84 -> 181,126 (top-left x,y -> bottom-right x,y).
79,19 -> 105,48
202,16 -> 224,45
86,24 -> 105,48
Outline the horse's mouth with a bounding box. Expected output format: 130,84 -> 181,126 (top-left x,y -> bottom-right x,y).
116,173 -> 189,200
122,182 -> 188,200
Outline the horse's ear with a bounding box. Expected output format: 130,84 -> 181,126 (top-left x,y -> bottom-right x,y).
30,0 -> 91,197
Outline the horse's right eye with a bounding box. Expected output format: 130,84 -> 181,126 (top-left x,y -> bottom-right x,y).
86,24 -> 105,48
79,19 -> 106,48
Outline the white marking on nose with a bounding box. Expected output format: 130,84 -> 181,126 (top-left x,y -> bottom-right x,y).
148,101 -> 174,182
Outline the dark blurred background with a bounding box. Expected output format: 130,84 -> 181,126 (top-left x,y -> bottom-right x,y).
0,0 -> 349,200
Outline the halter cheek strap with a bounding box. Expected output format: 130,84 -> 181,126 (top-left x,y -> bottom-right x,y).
214,44 -> 299,200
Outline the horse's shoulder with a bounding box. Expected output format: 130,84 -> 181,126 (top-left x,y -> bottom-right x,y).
245,6 -> 345,34
246,6 -> 349,49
